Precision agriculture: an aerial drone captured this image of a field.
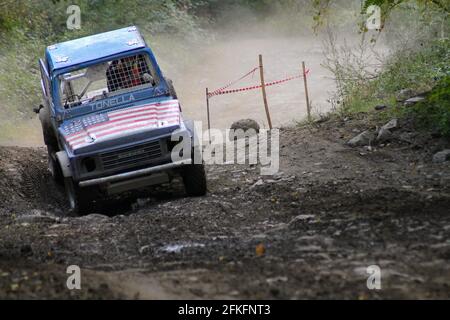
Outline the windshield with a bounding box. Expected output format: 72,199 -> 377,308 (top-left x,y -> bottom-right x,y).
58,53 -> 157,108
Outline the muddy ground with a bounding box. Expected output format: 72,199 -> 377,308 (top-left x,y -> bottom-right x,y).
0,113 -> 449,299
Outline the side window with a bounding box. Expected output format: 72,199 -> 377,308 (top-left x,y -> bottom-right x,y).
39,59 -> 51,101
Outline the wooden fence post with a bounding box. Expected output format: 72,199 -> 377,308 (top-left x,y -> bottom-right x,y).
259,54 -> 273,130
206,88 -> 211,144
302,61 -> 311,122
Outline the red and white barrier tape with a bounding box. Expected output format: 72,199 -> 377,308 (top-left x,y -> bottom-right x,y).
208,66 -> 259,98
208,68 -> 310,98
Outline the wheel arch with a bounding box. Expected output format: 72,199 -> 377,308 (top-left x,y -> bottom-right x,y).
56,151 -> 73,178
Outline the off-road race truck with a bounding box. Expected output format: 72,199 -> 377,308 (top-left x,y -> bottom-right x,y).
35,26 -> 206,214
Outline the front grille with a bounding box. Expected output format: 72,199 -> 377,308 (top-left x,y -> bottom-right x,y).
100,140 -> 162,171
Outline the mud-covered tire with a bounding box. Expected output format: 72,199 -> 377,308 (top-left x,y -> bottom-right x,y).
40,107 -> 63,184
64,178 -> 92,215
39,106 -> 58,148
182,164 -> 207,197
47,148 -> 64,185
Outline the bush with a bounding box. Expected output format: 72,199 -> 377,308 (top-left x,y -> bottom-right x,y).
325,36 -> 450,136
338,38 -> 449,111
409,75 -> 450,137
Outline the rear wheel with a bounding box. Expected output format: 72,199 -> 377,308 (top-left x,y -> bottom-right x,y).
182,164 -> 207,197
64,178 -> 93,215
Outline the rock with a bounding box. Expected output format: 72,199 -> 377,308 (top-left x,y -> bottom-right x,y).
266,276 -> 288,284
252,233 -> 268,239
314,116 -> 329,124
229,119 -> 260,141
347,130 -> 375,147
250,179 -> 264,188
161,243 -> 205,253
399,132 -> 414,143
374,104 -> 388,111
272,172 -> 284,180
381,118 -> 398,131
17,213 -> 59,224
296,245 -> 322,252
376,127 -> 392,142
396,88 -> 415,101
49,223 -> 68,229
132,198 -> 152,210
78,214 -> 109,222
433,150 -> 450,163
289,214 -> 315,224
20,245 -> 33,257
139,245 -> 151,255
404,96 -> 425,106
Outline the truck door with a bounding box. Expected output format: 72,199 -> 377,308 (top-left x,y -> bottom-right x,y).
39,59 -> 51,107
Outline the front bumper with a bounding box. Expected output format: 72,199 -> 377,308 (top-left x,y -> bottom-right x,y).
69,126 -> 191,182
78,158 -> 191,187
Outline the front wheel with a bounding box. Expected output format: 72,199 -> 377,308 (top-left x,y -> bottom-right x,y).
182,164 -> 207,197
64,178 -> 93,215
47,148 -> 63,185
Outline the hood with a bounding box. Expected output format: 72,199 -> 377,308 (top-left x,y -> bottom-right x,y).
59,99 -> 181,154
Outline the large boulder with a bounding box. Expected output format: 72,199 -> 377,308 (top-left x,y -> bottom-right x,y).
376,119 -> 398,142
347,130 -> 375,147
404,96 -> 425,107
229,119 -> 260,141
376,127 -> 392,142
433,150 -> 450,163
381,118 -> 398,131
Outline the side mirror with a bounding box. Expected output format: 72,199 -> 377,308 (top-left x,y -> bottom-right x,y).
33,104 -> 44,114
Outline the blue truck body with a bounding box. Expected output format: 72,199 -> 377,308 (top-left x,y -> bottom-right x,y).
36,26 -> 206,213
45,27 -> 170,121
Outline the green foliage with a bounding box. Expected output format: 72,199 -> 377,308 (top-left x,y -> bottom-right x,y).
0,0 -> 204,40
379,39 -> 449,91
409,75 -> 450,136
334,38 -> 450,136
355,38 -> 447,105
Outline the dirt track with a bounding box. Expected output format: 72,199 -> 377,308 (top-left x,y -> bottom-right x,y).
0,115 -> 449,299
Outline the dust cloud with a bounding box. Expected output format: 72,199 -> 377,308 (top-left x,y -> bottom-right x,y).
158,34 -> 337,130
